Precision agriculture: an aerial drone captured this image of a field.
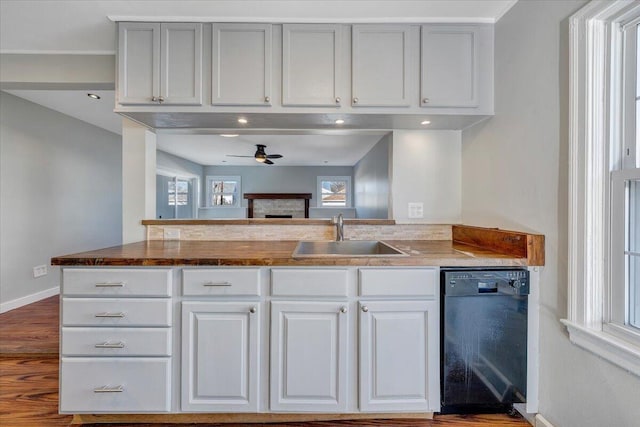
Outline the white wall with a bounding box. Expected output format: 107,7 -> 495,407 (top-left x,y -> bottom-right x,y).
0,91 -> 122,307
461,1 -> 640,427
122,118 -> 155,243
392,130 -> 461,223
354,133 -> 390,219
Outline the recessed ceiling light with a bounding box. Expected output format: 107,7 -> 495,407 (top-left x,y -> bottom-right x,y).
238,118 -> 248,124
421,120 -> 431,125
220,134 -> 239,138
335,119 -> 345,124
87,93 -> 101,100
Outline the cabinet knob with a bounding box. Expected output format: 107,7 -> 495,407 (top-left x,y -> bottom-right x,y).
422,98 -> 430,104
158,96 -> 165,103
353,97 -> 359,104
335,97 -> 341,104
249,306 -> 257,314
151,96 -> 158,102
265,96 -> 270,103
340,306 -> 347,313
361,306 -> 369,313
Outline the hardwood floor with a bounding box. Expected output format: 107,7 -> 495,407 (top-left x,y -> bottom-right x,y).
0,296 -> 530,426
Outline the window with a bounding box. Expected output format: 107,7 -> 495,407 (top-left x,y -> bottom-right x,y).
168,179 -> 189,206
564,1 -> 640,376
317,176 -> 352,207
206,176 -> 241,207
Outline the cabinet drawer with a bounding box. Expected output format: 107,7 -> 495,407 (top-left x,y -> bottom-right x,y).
63,269 -> 172,297
359,268 -> 437,297
62,298 -> 172,327
62,327 -> 171,356
271,268 -> 348,297
183,269 -> 260,296
60,357 -> 171,413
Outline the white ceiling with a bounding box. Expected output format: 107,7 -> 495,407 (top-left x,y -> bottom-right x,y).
156,132 -> 388,166
3,89 -> 123,135
0,1 -> 517,54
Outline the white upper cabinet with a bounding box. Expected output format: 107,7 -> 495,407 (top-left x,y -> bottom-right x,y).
282,24 -> 343,107
421,25 -> 484,109
160,23 -> 203,105
351,25 -> 412,107
118,22 -> 202,106
212,23 -> 272,106
118,23 -> 160,105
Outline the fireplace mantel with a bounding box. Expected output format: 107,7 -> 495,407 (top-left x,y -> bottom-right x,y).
243,193 -> 312,218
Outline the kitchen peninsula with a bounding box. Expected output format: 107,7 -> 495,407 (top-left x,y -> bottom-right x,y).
51,223 -> 543,424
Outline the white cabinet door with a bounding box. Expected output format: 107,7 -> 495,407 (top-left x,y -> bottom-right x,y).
421,25 -> 479,108
118,22 -> 202,106
212,23 -> 272,106
270,301 -> 348,412
282,24 -> 343,107
160,23 -> 203,105
359,300 -> 439,412
118,22 -> 160,105
181,302 -> 259,412
351,25 -> 411,107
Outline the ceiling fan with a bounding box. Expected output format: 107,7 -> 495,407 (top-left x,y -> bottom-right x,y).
226,144 -> 283,165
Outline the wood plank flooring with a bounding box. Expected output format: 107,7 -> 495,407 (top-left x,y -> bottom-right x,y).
0,296 -> 529,427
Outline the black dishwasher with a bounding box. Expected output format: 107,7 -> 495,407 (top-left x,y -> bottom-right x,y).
440,268 -> 529,414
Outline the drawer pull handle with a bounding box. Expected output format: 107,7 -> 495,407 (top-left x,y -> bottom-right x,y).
361,306 -> 369,312
203,281 -> 232,287
249,306 -> 257,314
95,282 -> 125,288
95,342 -> 125,349
95,312 -> 125,318
340,306 -> 347,314
94,385 -> 124,393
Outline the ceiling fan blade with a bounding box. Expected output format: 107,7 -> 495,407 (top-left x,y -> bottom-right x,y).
263,159 -> 274,165
226,155 -> 254,158
265,154 -> 283,159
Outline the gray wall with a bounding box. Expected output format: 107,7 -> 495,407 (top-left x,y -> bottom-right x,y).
0,91 -> 122,304
354,134 -> 390,219
202,165 -> 354,209
461,2 -> 640,426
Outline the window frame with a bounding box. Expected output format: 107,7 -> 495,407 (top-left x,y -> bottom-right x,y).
316,176 -> 352,208
563,0 -> 640,376
206,175 -> 242,208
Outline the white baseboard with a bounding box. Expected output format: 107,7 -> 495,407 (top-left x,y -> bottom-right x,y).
535,414 -> 556,427
0,286 -> 59,313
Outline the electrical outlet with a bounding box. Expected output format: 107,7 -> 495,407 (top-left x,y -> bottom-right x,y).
33,264 -> 47,278
408,202 -> 424,219
163,228 -> 181,240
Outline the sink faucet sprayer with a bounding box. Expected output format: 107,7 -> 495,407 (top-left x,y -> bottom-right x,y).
332,213 -> 344,241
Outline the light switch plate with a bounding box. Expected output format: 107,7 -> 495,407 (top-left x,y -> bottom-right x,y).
408,202 -> 424,219
163,228 -> 181,240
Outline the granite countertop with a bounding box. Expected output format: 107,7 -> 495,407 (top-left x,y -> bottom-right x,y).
50,239 -> 529,267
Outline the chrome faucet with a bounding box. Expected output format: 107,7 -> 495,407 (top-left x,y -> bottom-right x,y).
332,213 -> 344,241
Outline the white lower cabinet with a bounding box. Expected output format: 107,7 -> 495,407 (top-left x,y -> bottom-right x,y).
359,300 -> 439,412
60,266 -> 439,416
270,301 -> 349,412
181,301 -> 260,412
60,357 -> 171,412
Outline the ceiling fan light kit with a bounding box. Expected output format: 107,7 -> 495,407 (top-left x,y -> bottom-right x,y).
226,144 -> 283,165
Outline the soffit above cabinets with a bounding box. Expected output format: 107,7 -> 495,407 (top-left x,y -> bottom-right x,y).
122,111 -> 490,131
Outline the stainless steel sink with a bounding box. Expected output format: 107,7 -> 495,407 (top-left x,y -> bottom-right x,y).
292,240 -> 407,257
